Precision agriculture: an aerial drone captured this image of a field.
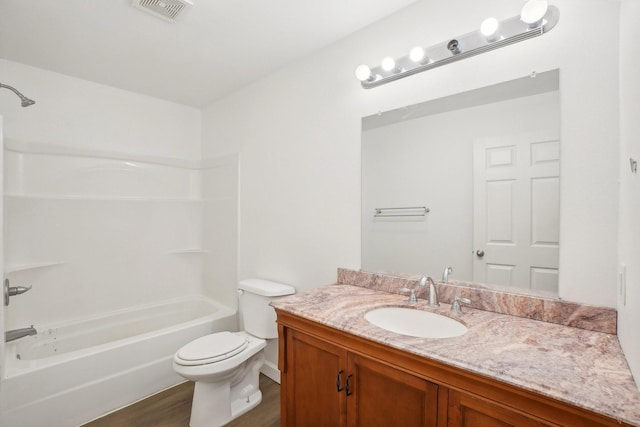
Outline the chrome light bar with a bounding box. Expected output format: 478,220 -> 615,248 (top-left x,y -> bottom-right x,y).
356,2 -> 559,89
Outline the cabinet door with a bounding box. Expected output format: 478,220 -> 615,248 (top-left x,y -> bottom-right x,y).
347,353 -> 438,427
283,329 -> 348,427
447,389 -> 557,427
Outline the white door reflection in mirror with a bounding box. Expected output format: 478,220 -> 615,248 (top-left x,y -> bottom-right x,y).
473,132 -> 560,292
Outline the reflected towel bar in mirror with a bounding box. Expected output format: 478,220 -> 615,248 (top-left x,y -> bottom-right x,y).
374,206 -> 430,217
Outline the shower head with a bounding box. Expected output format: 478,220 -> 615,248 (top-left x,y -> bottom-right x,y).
21,97 -> 36,108
0,83 -> 36,108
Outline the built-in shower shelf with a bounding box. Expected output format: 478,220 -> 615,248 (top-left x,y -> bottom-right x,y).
168,249 -> 208,255
5,262 -> 64,274
4,138 -> 202,169
4,194 -> 203,203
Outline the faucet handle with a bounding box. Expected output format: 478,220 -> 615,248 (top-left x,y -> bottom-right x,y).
4,279 -> 32,306
451,296 -> 471,313
399,288 -> 418,304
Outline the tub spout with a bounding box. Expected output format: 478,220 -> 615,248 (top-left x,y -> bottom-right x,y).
5,325 -> 37,342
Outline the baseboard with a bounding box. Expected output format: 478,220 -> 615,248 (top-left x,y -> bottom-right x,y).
260,360 -> 281,384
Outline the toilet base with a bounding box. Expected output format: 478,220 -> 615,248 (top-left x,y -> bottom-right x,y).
187,351 -> 265,427
190,382 -> 262,427
230,388 -> 263,421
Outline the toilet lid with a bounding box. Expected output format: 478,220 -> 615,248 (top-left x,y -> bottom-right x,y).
176,332 -> 249,366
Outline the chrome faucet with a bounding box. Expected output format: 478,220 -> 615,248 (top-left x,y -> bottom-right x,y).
451,296 -> 471,313
426,277 -> 439,308
418,276 -> 427,292
5,326 -> 37,342
442,266 -> 452,283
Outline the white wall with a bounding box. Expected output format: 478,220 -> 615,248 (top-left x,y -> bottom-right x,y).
202,0 -> 620,307
362,92 -> 559,283
0,60 -> 201,161
618,0 -> 640,384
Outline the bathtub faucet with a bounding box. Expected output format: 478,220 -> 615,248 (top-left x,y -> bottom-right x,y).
5,325 -> 37,342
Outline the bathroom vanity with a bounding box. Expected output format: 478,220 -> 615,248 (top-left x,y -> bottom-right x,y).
273,274 -> 640,426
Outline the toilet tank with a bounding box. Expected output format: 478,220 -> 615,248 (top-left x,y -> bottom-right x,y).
238,279 -> 295,339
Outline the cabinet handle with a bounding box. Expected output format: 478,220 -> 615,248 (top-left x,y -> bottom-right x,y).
336,370 -> 344,392
345,374 -> 353,396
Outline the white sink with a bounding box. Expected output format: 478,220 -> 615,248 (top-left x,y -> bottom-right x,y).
364,307 -> 468,339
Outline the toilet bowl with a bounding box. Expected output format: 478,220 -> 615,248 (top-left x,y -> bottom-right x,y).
173,279 -> 294,427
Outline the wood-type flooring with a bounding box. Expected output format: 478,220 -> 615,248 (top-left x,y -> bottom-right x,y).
81,374 -> 280,427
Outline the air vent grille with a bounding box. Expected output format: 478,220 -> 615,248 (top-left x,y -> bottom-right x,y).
132,0 -> 194,22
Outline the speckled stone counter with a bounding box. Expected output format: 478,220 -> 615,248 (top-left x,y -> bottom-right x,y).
338,268 -> 618,334
271,284 -> 640,426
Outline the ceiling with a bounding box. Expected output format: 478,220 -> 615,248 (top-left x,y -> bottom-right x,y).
0,0 -> 416,107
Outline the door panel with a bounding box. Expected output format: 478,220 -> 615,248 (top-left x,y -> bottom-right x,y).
284,329 -> 347,427
473,131 -> 560,291
347,353 -> 438,427
448,390 -> 556,427
531,177 -> 559,244
485,180 -> 515,244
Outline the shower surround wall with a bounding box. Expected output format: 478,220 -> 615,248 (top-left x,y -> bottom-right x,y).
0,60 -> 241,424
0,60 -> 240,338
3,145 -> 205,330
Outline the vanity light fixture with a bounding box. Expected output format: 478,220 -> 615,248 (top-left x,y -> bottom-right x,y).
355,0 -> 559,89
409,46 -> 429,64
381,57 -> 401,73
355,64 -> 376,82
480,17 -> 500,41
521,0 -> 549,28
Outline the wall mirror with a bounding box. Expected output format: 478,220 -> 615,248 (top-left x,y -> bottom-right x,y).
361,69 -> 560,295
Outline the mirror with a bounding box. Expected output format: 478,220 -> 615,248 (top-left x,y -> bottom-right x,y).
361,69 -> 560,295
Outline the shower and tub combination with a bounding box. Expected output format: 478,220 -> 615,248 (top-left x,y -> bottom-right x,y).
2,296 -> 236,427
0,99 -> 243,427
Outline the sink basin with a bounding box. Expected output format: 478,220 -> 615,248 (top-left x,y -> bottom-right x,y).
364,307 -> 468,339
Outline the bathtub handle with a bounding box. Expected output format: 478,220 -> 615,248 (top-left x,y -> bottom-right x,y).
4,279 -> 32,306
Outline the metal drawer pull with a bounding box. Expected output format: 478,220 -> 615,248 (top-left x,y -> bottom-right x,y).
346,374 -> 353,396
336,370 -> 344,392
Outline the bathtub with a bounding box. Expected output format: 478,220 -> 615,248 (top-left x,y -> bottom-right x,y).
0,295 -> 237,427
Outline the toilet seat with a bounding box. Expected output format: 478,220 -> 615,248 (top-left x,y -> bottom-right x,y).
175,332 -> 249,366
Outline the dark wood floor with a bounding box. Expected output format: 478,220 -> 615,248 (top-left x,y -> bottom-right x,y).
81,374 -> 280,427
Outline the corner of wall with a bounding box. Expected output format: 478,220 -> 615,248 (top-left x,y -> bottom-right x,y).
617,0 -> 640,386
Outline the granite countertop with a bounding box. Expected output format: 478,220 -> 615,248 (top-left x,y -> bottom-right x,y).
271,283 -> 640,426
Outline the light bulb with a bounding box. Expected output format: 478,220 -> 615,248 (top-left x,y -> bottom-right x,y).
355,64 -> 372,82
409,46 -> 426,63
480,17 -> 499,39
381,57 -> 397,72
521,0 -> 548,27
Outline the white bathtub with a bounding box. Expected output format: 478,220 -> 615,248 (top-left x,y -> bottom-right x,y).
0,295 -> 237,427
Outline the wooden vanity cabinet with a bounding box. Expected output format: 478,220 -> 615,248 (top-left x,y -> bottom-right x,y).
447,389 -> 557,427
282,328 -> 346,426
347,353 -> 438,426
281,327 -> 438,426
276,309 -> 632,427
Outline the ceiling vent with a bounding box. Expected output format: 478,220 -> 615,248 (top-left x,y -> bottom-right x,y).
132,0 -> 194,22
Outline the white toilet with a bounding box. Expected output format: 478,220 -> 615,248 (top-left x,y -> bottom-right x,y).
173,279 -> 295,427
